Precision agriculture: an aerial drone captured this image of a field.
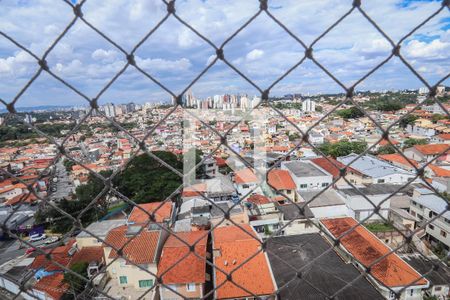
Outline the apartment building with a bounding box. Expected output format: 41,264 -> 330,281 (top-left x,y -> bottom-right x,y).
409,188 -> 450,252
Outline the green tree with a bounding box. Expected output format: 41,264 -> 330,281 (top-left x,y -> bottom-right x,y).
318,140 -> 367,158
63,261 -> 88,298
431,114 -> 447,123
336,107 -> 364,119
115,151 -> 183,204
377,145 -> 396,155
403,138 -> 428,149
399,114 -> 418,128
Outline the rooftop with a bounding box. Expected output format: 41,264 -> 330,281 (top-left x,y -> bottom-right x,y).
338,184 -> 411,197
104,225 -> 161,264
338,153 -> 413,178
128,201 -> 173,224
267,169 -> 296,190
401,254 -> 450,286
321,217 -> 428,288
299,189 -> 345,207
282,160 -> 329,177
212,225 -> 275,299
266,234 -> 384,300
157,231 -> 208,284
77,219 -> 126,238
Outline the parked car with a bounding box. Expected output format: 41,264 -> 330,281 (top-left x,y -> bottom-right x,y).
45,236 -> 60,244
29,233 -> 46,242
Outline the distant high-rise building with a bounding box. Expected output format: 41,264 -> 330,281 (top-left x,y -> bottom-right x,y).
302,99 -> 316,112
104,103 -> 116,118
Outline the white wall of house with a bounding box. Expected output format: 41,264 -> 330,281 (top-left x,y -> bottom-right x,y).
339,194 -> 391,222
310,204 -> 350,219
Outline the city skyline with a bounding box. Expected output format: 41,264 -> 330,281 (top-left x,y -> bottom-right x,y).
0,0 -> 449,107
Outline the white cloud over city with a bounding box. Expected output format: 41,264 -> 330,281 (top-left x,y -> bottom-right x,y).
0,0 -> 449,107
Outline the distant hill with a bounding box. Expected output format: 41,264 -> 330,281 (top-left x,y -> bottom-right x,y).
0,105 -> 74,113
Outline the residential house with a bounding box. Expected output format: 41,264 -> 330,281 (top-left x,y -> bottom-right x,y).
158,231 -> 209,300
402,255 -> 450,299
281,160 -> 333,191
430,133 -> 450,144
128,201 -> 175,227
76,219 -> 126,249
267,169 -> 297,202
266,234 -> 384,300
378,153 -> 419,172
233,168 -> 262,199
404,144 -> 449,163
103,225 -> 166,299
409,188 -> 450,252
299,189 -> 350,218
321,217 -> 429,299
211,225 -> 276,299
311,156 -> 370,186
338,154 -> 415,184
337,184 -> 410,222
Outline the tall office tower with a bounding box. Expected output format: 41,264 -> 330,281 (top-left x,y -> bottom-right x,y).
240,95 -> 249,111
185,89 -> 195,107
126,102 -> 136,113
104,103 -> 116,118
251,96 -> 261,109
302,99 -> 316,112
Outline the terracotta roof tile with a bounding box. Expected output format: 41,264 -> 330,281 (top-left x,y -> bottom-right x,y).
321,217 -> 428,288
378,154 -> 419,168
413,144 -> 449,155
33,273 -> 69,299
247,194 -> 271,205
213,225 -> 275,299
158,231 -> 208,284
234,168 -> 258,184
104,225 -> 160,264
128,202 -> 173,224
267,169 -> 296,190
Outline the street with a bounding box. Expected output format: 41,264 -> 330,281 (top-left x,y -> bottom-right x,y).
49,160 -> 73,202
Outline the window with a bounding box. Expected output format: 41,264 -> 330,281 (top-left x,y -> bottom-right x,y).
377,179 -> 385,183
139,280 -> 153,288
389,291 -> 395,299
435,286 -> 442,291
321,182 -> 328,187
412,201 -> 417,206
409,289 -> 414,296
300,184 -> 307,189
286,190 -> 291,194
428,224 -> 435,230
186,283 -> 196,292
441,230 -> 447,238
119,276 -> 128,285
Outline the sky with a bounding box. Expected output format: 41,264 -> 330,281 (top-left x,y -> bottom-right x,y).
0,0 -> 449,107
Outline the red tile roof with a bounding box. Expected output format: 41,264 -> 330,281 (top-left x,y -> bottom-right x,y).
182,183 -> 207,197
158,231 -> 208,284
378,153 -> 419,168
267,169 -> 296,190
213,225 -> 275,299
128,202 -> 173,224
70,246 -> 104,267
33,273 -> 69,300
413,144 -> 449,155
104,225 -> 160,264
321,217 -> 428,288
427,164 -> 450,177
311,157 -> 361,178
437,133 -> 450,140
247,194 -> 271,205
234,168 -> 258,184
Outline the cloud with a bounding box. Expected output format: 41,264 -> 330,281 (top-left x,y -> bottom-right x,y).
91,49 -> 120,63
246,49 -> 264,61
136,57 -> 192,72
0,0 -> 448,105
